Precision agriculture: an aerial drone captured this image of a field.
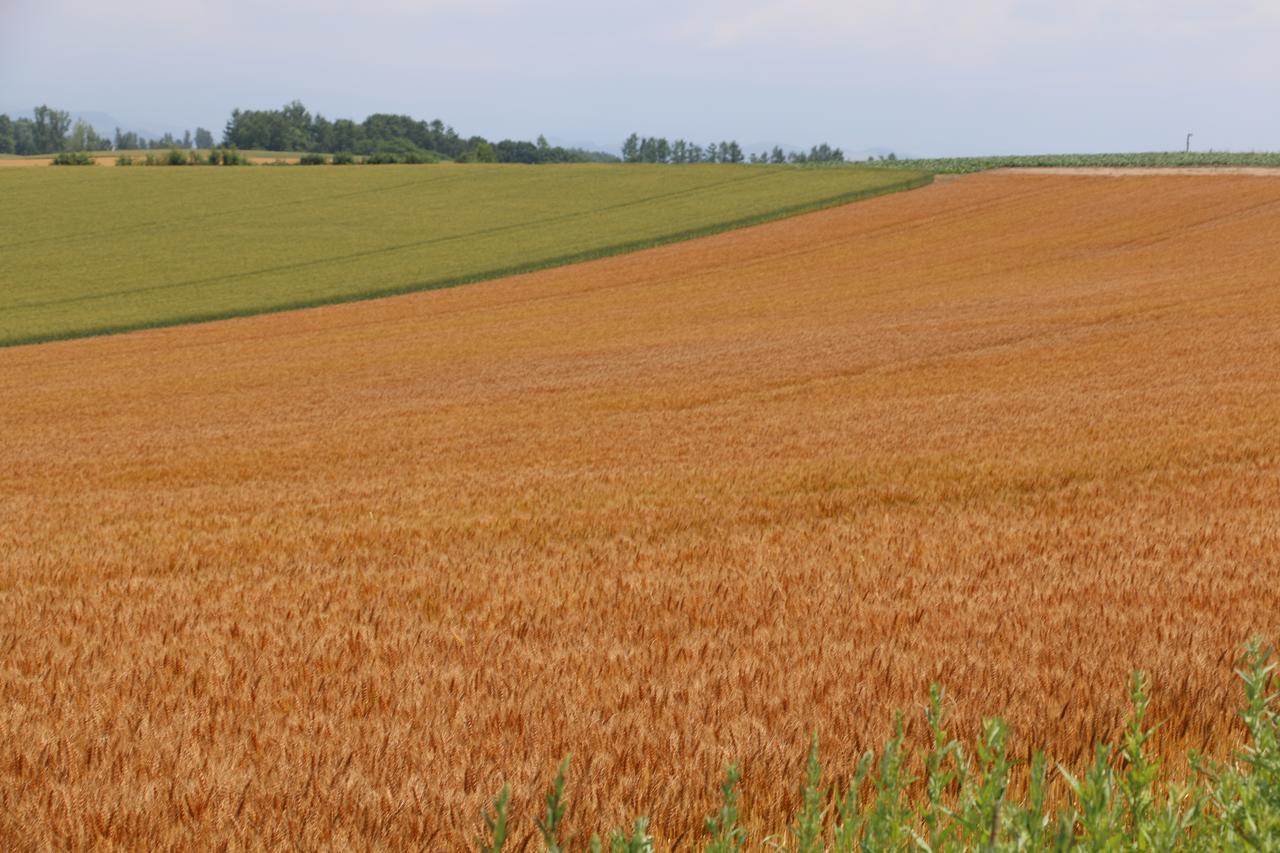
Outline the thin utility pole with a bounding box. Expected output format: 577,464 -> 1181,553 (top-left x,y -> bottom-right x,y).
1186,133 -> 1193,153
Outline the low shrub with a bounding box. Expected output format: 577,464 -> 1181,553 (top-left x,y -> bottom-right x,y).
477,638 -> 1280,850
115,155 -> 134,167
331,151 -> 355,165
364,140 -> 440,165
51,151 -> 95,166
164,148 -> 187,166
207,146 -> 246,166
298,153 -> 328,165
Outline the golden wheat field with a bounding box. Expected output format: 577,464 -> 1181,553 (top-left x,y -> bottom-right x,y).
2,173 -> 1280,848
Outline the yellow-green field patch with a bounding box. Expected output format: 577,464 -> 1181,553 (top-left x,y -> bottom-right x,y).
0,164 -> 927,346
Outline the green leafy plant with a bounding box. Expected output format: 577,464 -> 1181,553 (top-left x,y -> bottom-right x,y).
536,756 -> 571,852
705,763 -> 746,852
477,639 -> 1280,851
791,735 -> 826,853
477,785 -> 510,853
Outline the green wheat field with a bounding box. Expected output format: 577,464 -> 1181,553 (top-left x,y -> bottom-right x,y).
0,164 -> 927,347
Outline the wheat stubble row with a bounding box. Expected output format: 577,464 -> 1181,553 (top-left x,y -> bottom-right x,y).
2,174 -> 1279,847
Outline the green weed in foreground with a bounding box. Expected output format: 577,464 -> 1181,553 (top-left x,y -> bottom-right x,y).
479,639 -> 1280,850
0,164 -> 928,348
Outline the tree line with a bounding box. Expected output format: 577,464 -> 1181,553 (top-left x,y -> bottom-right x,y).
221,101 -> 615,164
2,102 -> 856,166
622,134 -> 846,164
0,105 -> 218,155
112,128 -> 216,151
0,106 -> 108,155
0,101 -> 611,163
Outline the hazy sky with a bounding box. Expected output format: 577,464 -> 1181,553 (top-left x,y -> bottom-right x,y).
3,0 -> 1278,156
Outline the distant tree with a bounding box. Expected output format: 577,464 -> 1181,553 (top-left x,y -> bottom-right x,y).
114,128 -> 142,150
0,114 -> 13,154
330,119 -> 359,153
638,136 -> 666,163
472,140 -> 497,162
309,114 -> 335,151
182,129 -> 192,149
770,146 -> 786,164
66,119 -> 111,151
567,148 -> 621,163
804,143 -> 844,163
279,100 -> 311,148
222,109 -> 243,146
725,141 -> 744,163
493,137 -> 592,164
223,101 -> 310,150
32,105 -> 72,153
887,152 -> 897,161
704,142 -> 719,164
194,127 -> 214,149
622,132 -> 640,162
493,139 -> 539,163
212,100 -> 601,163
13,118 -> 37,155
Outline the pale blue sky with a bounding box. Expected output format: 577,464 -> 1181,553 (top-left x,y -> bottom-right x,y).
2,0 -> 1277,156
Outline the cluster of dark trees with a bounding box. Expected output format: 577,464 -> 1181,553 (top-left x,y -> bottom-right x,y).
622,134 -> 846,165
623,135 -> 745,163
222,101 -> 615,163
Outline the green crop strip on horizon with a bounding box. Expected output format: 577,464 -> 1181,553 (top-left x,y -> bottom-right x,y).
858,150 -> 1280,174
0,164 -> 928,347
